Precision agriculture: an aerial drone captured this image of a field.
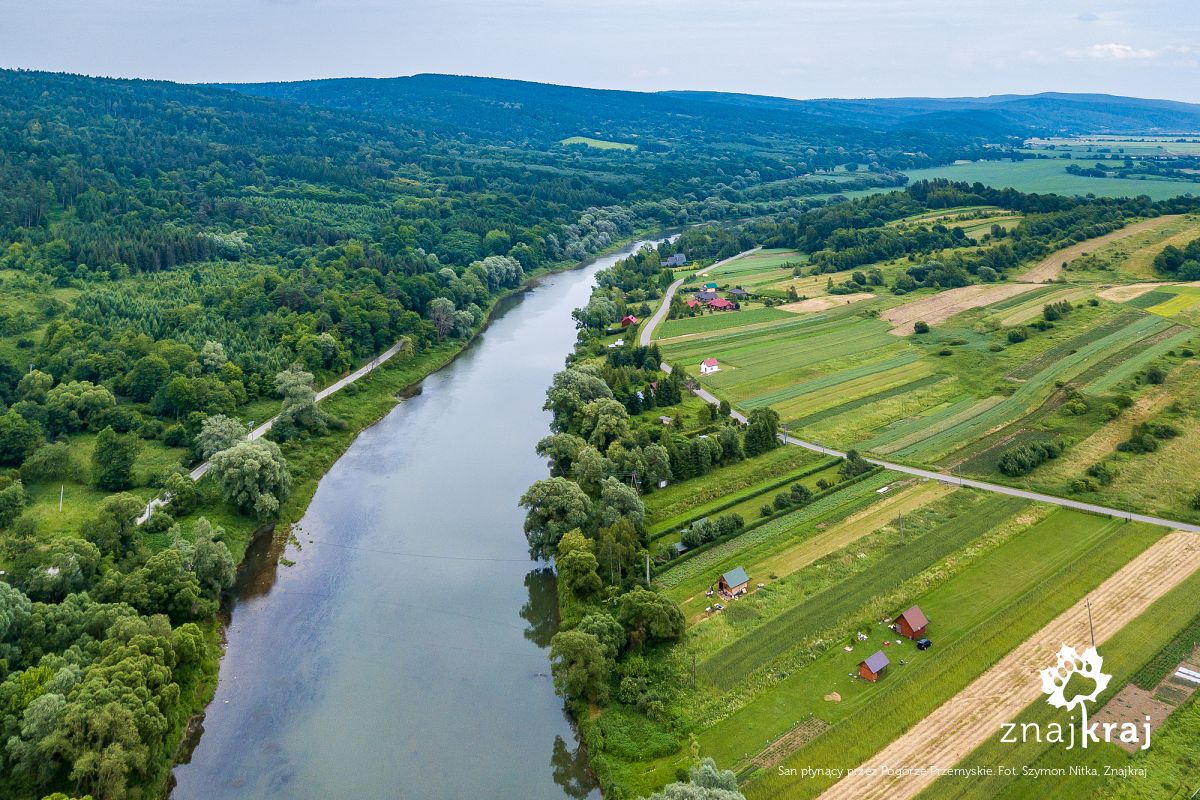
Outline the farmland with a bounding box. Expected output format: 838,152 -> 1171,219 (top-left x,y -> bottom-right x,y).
903,160 -> 1200,201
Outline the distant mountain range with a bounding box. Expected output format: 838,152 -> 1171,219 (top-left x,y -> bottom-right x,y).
219,74 -> 1200,145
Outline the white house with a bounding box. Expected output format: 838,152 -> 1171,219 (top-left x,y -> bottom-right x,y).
700,358 -> 720,375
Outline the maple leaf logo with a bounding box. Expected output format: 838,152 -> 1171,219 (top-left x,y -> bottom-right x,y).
1040,643 -> 1111,711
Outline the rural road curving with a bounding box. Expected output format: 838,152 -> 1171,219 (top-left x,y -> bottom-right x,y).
136,338 -> 412,524
644,249 -> 1200,534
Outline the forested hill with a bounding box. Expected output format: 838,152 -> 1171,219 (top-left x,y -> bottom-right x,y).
224,74 -> 1200,145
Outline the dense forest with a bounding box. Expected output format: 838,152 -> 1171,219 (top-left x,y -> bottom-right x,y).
1,65 -> 1199,800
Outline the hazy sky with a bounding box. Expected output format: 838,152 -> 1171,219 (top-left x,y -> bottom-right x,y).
4,0 -> 1199,101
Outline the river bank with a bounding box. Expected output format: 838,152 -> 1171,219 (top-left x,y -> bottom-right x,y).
169,235 -> 669,799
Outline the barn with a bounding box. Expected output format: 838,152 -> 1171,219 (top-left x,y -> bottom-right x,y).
620,314 -> 638,327
718,566 -> 749,598
859,651 -> 890,682
894,605 -> 929,639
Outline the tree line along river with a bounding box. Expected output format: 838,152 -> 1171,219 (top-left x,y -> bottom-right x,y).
170,238 -> 668,800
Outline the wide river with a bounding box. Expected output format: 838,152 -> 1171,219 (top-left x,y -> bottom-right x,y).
172,238 -> 665,800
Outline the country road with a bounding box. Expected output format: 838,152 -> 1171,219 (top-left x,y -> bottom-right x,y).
643,249 -> 1200,534
136,338 -> 412,524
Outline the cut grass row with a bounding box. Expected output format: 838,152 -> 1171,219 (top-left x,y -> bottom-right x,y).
788,374 -> 948,430
916,564 -> 1200,800
701,495 -> 1030,689
747,515 -> 1164,800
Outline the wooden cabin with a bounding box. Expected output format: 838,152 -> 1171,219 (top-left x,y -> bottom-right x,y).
718,566 -> 749,598
859,650 -> 890,682
894,605 -> 929,640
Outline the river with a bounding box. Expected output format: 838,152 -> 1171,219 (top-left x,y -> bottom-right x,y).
170,238 -> 665,800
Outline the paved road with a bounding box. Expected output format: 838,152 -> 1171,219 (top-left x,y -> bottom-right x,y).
644,249 -> 1200,534
639,247 -> 759,347
137,338 -> 412,524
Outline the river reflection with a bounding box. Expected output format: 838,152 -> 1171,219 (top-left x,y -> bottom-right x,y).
172,240 -> 665,800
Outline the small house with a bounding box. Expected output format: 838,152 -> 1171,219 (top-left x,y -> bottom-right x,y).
700,358 -> 720,375
659,415 -> 674,425
859,651 -> 890,682
718,566 -> 749,598
729,287 -> 750,299
894,605 -> 929,640
620,314 -> 638,327
662,253 -> 687,268
686,299 -> 700,309
708,298 -> 735,311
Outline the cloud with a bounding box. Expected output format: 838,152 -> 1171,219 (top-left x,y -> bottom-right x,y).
1070,42 -> 1158,60
1076,12 -> 1099,22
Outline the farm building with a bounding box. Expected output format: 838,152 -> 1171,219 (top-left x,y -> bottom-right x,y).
700,358 -> 720,375
607,338 -> 624,348
659,415 -> 674,425
718,566 -> 749,598
894,605 -> 929,639
859,651 -> 890,682
620,314 -> 638,327
729,287 -> 750,299
662,253 -> 687,267
703,282 -> 718,290
708,297 -> 735,311
686,299 -> 700,309
694,290 -> 718,302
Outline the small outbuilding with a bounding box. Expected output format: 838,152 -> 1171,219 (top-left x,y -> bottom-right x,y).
703,281 -> 719,290
729,287 -> 750,299
718,566 -> 750,598
686,299 -> 700,309
620,314 -> 638,327
659,415 -> 674,425
700,358 -> 720,375
894,605 -> 929,640
859,650 -> 890,682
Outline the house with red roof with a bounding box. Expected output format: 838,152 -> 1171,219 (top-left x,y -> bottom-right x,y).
708,298 -> 735,311
700,358 -> 720,375
620,314 -> 638,327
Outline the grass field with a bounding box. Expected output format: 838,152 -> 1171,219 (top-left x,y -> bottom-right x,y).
744,516 -> 1168,800
903,160 -> 1199,201
559,135 -> 637,150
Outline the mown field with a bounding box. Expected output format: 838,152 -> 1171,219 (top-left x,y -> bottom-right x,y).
903,160 -> 1198,201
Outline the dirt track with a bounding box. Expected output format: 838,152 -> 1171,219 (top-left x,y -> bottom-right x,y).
882,283 -> 1038,335
780,293 -> 874,313
818,529 -> 1200,800
1020,216 -> 1182,282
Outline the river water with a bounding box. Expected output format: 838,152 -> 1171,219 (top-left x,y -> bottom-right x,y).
171,238 -> 664,800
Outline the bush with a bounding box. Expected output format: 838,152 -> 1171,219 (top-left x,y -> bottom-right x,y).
1144,364 -> 1167,384
913,321 -> 930,334
997,440 -> 1066,476
1007,328 -> 1028,344
142,510 -> 175,534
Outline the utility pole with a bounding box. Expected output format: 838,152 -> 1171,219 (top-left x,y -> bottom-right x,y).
59,484 -> 64,512
645,553 -> 651,588
1086,596 -> 1096,649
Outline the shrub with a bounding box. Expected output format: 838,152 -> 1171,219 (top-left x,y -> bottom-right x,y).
997,440 -> 1066,476
913,321 -> 930,334
1144,364 -> 1167,384
1007,328 -> 1028,344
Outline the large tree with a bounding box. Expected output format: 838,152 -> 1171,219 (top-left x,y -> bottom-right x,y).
195,414 -> 247,460
519,477 -> 592,559
91,426 -> 139,490
549,630 -> 611,703
209,439 -> 292,519
617,587 -> 685,648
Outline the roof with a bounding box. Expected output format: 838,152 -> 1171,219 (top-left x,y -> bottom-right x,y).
861,651 -> 890,674
701,358 -> 719,367
704,282 -> 718,288
708,298 -> 735,309
695,290 -> 718,300
896,605 -> 929,630
729,287 -> 749,296
721,566 -> 749,587
621,314 -> 638,324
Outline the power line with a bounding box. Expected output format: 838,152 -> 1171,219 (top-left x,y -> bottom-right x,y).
298,537 -> 539,564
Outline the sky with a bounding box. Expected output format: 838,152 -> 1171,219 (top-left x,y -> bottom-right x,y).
3,0 -> 1199,102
